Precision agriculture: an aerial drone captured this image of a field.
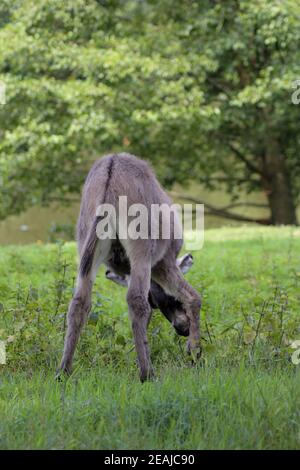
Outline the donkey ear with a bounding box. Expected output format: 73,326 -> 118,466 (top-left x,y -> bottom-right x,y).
177,253 -> 194,274
105,270 -> 129,287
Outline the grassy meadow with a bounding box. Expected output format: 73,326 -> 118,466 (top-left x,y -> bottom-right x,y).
0,226 -> 300,449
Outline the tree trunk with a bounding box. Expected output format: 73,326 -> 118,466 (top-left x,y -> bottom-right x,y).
261,139 -> 298,226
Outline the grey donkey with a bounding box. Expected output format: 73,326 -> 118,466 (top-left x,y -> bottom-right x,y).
58,153 -> 201,381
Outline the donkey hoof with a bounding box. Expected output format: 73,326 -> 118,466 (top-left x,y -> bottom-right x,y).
139,368 -> 155,383
187,341 -> 202,361
55,370 -> 64,382
55,367 -> 71,381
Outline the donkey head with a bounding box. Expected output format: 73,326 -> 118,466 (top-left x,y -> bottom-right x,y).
106,253 -> 193,336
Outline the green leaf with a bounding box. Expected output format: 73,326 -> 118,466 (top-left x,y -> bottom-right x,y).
243,330 -> 256,345
116,335 -> 126,346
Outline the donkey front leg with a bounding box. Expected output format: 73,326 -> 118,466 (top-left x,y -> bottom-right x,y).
126,260 -> 153,382
152,258 -> 202,359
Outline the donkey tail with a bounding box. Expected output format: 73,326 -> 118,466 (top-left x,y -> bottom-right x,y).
79,217 -> 102,277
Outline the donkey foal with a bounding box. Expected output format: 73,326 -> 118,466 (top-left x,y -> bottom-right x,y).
58,153 -> 201,381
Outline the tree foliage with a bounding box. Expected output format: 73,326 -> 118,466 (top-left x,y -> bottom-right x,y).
0,0 -> 299,223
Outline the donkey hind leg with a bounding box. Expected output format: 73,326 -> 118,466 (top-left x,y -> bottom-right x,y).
152,258 -> 202,358
126,253 -> 153,382
58,239 -> 110,375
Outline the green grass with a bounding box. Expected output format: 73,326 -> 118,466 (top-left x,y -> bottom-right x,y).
0,226 -> 300,449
